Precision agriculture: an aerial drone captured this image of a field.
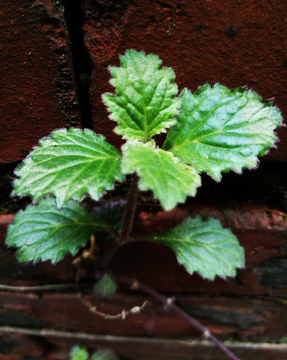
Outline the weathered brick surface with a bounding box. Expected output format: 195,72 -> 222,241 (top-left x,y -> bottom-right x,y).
0,291 -> 287,341
83,0 -> 287,160
0,0 -> 80,164
1,204 -> 287,296
1,331 -> 287,360
0,333 -> 46,359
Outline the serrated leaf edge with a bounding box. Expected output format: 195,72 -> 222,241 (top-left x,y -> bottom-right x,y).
102,49 -> 181,142
121,140 -> 201,210
145,216 -> 245,280
12,128 -> 124,208
6,198 -> 111,264
164,84 -> 283,181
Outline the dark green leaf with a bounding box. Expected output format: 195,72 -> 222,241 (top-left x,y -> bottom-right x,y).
6,198 -> 109,263
146,216 -> 244,280
103,49 -> 181,142
13,128 -> 123,208
91,199 -> 126,234
164,85 -> 283,181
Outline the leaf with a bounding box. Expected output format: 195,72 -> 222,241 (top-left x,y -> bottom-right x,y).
91,199 -> 126,242
5,198 -> 109,263
13,128 -> 124,208
163,85 -> 283,181
70,346 -> 89,360
94,273 -> 117,297
121,140 -> 201,211
102,49 -> 181,142
146,216 -> 244,280
91,199 -> 126,233
91,349 -> 118,360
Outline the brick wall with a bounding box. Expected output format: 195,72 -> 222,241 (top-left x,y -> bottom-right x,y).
0,0 -> 287,359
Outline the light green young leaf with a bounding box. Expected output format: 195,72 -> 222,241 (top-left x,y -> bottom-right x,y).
102,49 -> 181,143
70,346 -> 89,360
163,85 -> 283,181
6,198 -> 109,263
146,216 -> 244,280
121,141 -> 201,211
94,273 -> 117,297
13,128 -> 123,208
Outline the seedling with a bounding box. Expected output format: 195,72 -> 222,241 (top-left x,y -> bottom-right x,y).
70,346 -> 118,360
5,50 -> 283,359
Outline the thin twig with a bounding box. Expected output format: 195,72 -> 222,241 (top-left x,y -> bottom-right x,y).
0,283 -> 79,292
1,325 -> 279,352
78,292 -> 150,320
112,274 -> 241,360
88,233 -> 97,257
72,234 -> 99,268
108,226 -> 120,241
248,202 -> 287,218
262,206 -> 287,218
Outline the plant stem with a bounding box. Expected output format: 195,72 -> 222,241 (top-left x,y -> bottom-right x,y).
112,274 -> 241,360
99,174 -> 139,267
119,173 -> 139,244
107,227 -> 120,242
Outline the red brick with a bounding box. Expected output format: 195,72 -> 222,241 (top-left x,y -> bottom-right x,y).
0,291 -> 287,340
0,333 -> 45,359
83,0 -> 287,161
0,0 -> 80,163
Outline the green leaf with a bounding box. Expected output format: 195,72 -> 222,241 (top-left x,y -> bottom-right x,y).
146,216 -> 244,280
121,140 -> 201,211
163,85 -> 283,181
70,346 -> 89,360
13,128 -> 124,208
91,349 -> 118,360
102,49 -> 181,143
6,198 -> 109,263
94,273 -> 117,297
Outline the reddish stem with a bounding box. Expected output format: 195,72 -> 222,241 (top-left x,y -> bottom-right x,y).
112,274 -> 241,360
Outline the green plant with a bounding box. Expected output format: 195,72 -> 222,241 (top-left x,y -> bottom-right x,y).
5,50 -> 283,359
70,346 -> 118,360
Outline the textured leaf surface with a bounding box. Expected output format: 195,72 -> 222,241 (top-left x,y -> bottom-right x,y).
91,199 -> 126,242
70,346 -> 89,360
94,273 -> 117,297
6,198 -> 109,263
122,141 -> 201,210
91,349 -> 118,360
164,85 -> 283,181
102,49 -> 181,142
146,216 -> 244,280
13,128 -> 123,208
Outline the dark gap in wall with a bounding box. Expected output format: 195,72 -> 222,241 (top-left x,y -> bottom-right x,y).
62,0 -> 93,130
192,162 -> 287,212
0,162 -> 31,214
104,162 -> 287,214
